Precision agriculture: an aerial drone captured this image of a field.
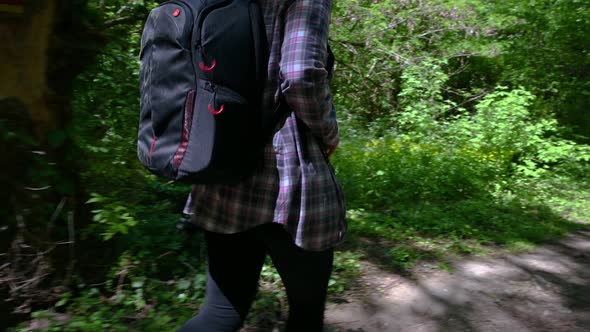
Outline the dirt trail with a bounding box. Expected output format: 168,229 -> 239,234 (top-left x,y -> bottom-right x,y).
325,231 -> 590,332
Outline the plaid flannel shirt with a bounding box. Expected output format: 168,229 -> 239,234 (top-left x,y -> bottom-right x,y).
186,0 -> 346,251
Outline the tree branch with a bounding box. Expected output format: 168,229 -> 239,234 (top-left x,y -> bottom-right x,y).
102,16 -> 143,30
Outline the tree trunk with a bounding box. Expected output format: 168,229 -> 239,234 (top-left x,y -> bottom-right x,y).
1,0 -> 100,324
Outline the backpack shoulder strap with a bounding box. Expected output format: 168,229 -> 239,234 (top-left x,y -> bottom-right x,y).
249,1 -> 269,84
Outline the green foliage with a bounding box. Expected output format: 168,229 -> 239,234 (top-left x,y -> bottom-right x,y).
335,70 -> 588,268
388,246 -> 425,270
71,25 -> 146,193
334,79 -> 588,242
87,193 -> 139,240
333,135 -> 493,210
396,59 -> 453,135
10,0 -> 590,330
491,0 -> 590,139
330,251 -> 363,293
330,0 -> 503,130
12,281 -> 200,331
13,251 -> 363,332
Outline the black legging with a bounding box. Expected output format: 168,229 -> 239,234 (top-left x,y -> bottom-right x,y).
178,223 -> 334,332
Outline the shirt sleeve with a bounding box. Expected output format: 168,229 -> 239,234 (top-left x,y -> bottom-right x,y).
279,0 -> 339,150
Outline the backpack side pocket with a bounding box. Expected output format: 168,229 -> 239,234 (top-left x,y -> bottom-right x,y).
177,80 -> 259,183
138,3 -> 195,178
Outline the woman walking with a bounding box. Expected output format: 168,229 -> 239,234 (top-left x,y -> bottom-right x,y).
178,0 -> 346,331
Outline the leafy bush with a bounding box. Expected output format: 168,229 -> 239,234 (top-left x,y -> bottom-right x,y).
9,0 -> 590,330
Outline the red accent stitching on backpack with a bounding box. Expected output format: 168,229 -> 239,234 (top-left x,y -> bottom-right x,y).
173,90 -> 196,168
208,104 -> 224,115
199,59 -> 217,72
173,9 -> 181,17
149,135 -> 157,159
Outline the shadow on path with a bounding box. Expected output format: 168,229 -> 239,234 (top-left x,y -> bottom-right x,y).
325,230 -> 590,332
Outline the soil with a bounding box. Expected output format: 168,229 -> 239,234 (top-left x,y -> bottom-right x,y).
324,230 -> 590,332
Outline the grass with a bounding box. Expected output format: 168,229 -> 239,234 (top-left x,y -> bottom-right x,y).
9,161 -> 589,332
340,169 -> 589,275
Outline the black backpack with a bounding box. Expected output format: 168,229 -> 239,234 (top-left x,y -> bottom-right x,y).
137,0 -> 269,183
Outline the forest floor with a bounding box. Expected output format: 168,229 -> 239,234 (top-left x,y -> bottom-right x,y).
322,230 -> 590,332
